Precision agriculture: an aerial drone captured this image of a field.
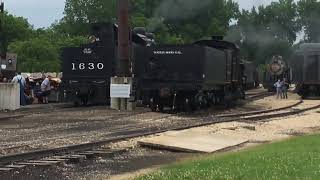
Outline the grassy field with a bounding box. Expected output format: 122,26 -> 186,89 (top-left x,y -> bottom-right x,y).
137,134 -> 320,180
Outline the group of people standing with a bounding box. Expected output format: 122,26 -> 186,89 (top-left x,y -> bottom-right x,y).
274,78 -> 289,99
10,73 -> 52,106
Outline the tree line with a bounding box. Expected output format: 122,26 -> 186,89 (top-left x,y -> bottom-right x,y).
1,0 -> 320,72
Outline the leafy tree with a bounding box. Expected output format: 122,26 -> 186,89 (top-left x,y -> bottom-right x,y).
298,0 -> 320,42
8,28 -> 87,72
61,0 -> 117,36
237,0 -> 299,45
61,0 -> 239,44
0,12 -> 32,55
149,0 -> 239,43
228,0 -> 299,65
8,38 -> 59,72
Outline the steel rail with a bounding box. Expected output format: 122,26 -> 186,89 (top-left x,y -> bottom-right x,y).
216,100 -> 303,118
0,90 -> 271,121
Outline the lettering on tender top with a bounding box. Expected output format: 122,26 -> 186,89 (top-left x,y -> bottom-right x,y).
83,48 -> 93,54
153,51 -> 183,55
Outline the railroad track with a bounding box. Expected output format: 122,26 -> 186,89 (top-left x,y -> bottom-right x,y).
0,105 -> 147,121
0,90 -> 270,122
1,100 -> 318,176
0,93 -> 275,154
0,91 -> 273,151
245,91 -> 273,101
216,100 -> 302,118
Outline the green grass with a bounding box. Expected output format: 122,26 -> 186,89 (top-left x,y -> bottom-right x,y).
136,134 -> 320,180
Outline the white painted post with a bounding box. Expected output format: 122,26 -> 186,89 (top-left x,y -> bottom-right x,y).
0,83 -> 20,110
110,77 -> 135,111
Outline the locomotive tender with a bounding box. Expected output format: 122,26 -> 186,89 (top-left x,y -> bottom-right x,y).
134,38 -> 245,111
294,43 -> 320,98
60,23 -> 153,105
61,23 -> 115,105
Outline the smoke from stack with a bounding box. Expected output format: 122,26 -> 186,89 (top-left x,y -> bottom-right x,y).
148,0 -> 212,31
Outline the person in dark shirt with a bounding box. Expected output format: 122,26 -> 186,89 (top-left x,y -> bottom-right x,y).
282,78 -> 289,99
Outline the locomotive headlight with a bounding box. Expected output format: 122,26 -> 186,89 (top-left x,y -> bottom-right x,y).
8,59 -> 13,65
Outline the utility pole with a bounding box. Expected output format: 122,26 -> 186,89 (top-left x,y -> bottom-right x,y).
111,0 -> 135,111
0,1 -> 4,73
0,2 -> 4,13
117,0 -> 130,76
0,1 -> 4,58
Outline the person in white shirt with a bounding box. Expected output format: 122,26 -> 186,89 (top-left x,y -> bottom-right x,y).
40,75 -> 52,104
274,79 -> 283,99
11,72 -> 27,105
11,72 -> 26,85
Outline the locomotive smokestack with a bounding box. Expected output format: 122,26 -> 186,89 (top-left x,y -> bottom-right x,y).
117,0 -> 131,76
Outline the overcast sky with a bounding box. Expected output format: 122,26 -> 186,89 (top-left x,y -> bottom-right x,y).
3,0 -> 276,28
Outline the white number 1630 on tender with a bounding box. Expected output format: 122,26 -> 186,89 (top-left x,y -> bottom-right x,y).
72,63 -> 104,71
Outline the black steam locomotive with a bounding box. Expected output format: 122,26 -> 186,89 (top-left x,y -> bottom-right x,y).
263,55 -> 291,92
60,23 -> 245,111
294,43 -> 320,98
